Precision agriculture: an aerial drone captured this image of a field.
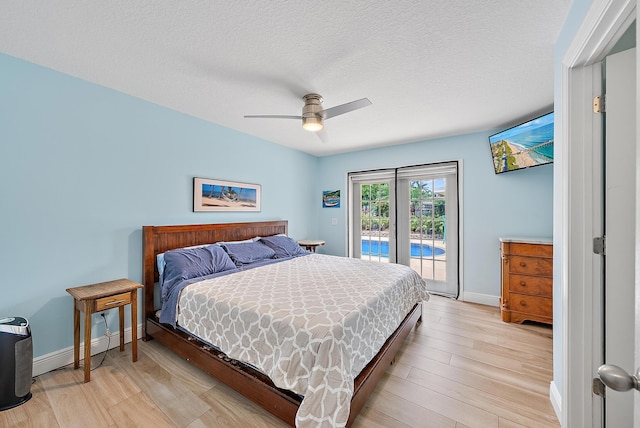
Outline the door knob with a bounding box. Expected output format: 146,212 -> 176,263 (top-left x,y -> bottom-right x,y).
597,364 -> 640,392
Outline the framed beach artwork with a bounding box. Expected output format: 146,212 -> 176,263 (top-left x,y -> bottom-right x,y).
322,190 -> 340,208
193,177 -> 261,212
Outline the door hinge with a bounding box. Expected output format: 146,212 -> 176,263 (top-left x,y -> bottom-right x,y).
593,377 -> 606,397
593,95 -> 606,113
593,236 -> 606,255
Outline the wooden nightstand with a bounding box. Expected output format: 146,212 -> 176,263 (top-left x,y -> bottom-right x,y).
297,239 -> 325,252
66,278 -> 143,382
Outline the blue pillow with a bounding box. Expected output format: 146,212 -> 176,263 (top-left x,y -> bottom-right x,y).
260,235 -> 307,258
157,243 -> 210,286
221,241 -> 276,265
162,245 -> 236,299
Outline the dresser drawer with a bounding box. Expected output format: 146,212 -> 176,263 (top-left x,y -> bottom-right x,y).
509,255 -> 552,276
508,293 -> 552,318
508,274 -> 552,297
95,292 -> 131,311
507,242 -> 553,258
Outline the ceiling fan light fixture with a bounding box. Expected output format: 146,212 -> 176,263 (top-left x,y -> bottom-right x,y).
302,116 -> 323,132
245,92 -> 370,137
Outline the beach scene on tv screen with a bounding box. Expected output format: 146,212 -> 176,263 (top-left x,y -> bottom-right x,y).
489,112 -> 554,173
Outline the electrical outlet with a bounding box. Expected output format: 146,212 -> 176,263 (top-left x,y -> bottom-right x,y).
331,218 -> 338,225
100,313 -> 112,337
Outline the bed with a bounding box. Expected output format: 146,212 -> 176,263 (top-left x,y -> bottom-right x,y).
142,221 -> 428,427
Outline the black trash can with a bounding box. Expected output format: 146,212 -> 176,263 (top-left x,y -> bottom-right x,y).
0,317 -> 32,411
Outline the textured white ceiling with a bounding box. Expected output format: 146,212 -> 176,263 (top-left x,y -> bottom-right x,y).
0,1 -> 570,156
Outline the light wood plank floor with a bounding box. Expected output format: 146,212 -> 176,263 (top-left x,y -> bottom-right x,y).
1,296 -> 558,427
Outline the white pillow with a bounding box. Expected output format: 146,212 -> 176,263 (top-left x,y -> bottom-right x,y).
215,238 -> 257,245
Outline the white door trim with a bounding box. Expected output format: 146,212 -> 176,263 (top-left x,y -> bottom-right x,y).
559,58 -> 603,428
560,0 -> 637,426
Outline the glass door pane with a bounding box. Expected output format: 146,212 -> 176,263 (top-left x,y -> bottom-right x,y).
360,182 -> 392,263
409,179 -> 447,282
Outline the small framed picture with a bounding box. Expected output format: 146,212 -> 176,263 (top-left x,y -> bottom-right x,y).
194,178 -> 261,212
322,190 -> 340,208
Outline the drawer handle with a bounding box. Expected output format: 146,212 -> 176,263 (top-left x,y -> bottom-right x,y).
104,299 -> 126,306
520,300 -> 527,306
519,262 -> 527,267
519,281 -> 527,287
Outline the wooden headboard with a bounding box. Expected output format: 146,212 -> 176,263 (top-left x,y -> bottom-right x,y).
142,220 -> 288,324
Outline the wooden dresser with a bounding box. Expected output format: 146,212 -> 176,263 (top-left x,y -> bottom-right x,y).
500,238 -> 553,324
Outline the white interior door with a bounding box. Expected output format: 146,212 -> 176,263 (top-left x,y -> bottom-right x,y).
600,46 -> 638,427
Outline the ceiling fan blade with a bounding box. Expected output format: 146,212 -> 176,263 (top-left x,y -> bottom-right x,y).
320,98 -> 372,120
316,128 -> 328,143
244,115 -> 303,119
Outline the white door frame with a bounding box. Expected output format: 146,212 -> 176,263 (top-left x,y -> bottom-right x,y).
560,0 -> 637,426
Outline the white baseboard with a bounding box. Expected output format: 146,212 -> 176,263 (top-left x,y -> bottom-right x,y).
461,291 -> 500,307
550,380 -> 562,423
33,324 -> 143,377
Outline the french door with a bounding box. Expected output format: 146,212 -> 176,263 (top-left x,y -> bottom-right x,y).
349,162 -> 459,297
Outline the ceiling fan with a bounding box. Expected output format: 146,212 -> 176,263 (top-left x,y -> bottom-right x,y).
244,93 -> 372,132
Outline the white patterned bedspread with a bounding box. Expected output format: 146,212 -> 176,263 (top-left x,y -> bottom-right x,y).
176,253 -> 429,427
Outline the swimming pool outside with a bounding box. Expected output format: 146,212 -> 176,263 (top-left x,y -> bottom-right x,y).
361,239 -> 445,258
359,237 -> 447,282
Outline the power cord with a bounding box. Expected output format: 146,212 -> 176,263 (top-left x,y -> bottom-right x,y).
92,313 -> 111,371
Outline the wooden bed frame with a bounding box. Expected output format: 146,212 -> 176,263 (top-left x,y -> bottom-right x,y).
142,220 -> 422,427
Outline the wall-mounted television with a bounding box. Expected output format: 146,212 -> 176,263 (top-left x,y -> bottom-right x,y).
488,111 -> 554,174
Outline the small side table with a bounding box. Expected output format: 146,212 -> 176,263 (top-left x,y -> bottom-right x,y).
297,239 -> 325,252
66,278 -> 143,382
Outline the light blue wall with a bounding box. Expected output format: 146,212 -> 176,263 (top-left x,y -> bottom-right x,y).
552,0 -> 594,397
316,132 -> 554,298
0,53 -> 319,358
1,48 -> 558,364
